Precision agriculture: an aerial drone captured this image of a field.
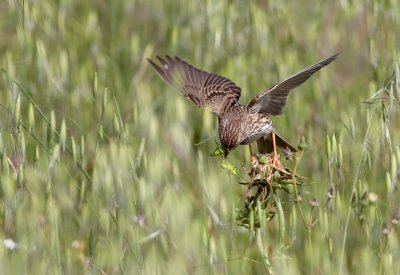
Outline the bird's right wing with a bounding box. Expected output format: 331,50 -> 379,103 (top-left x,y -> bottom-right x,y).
147,56 -> 242,116
248,54 -> 338,115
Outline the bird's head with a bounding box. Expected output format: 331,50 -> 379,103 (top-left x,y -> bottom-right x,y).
219,119 -> 242,158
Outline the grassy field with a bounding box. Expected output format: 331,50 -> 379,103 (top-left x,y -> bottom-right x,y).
0,0 -> 399,274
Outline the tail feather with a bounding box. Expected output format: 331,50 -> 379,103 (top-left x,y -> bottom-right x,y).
257,132 -> 297,159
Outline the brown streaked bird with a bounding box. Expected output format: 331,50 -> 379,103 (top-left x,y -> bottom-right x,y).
147,54 -> 338,162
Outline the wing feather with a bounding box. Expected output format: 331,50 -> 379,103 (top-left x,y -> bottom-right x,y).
248,54 -> 338,115
148,56 -> 241,116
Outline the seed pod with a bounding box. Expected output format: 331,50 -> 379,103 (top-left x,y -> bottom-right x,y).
28,103 -> 35,132
60,118 -> 67,152
71,136 -> 77,165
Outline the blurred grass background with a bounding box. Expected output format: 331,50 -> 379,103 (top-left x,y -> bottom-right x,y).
0,0 -> 399,274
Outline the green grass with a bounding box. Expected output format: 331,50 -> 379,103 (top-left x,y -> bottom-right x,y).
0,0 -> 399,274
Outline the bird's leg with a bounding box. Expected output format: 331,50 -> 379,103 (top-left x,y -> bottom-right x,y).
271,131 -> 282,168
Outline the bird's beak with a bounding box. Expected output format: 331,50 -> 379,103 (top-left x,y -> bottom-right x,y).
223,149 -> 229,159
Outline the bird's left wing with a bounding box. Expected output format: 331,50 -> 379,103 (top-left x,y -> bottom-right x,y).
148,55 -> 241,116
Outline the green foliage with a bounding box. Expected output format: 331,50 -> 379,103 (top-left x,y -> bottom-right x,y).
0,0 -> 399,274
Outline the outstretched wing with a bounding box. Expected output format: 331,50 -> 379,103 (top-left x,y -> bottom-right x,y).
248,54 -> 338,115
147,55 -> 241,116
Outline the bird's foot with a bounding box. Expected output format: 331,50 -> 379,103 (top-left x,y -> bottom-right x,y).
270,153 -> 283,169
250,154 -> 258,166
